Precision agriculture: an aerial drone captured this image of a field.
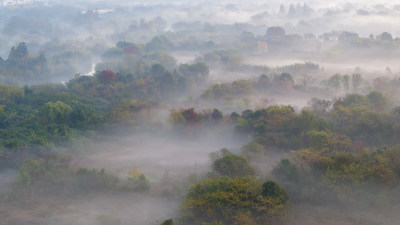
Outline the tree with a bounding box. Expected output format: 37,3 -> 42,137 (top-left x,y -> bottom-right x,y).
307,130 -> 330,150
0,84 -> 24,104
342,75 -> 350,93
274,73 -> 294,90
211,148 -> 255,178
262,180 -> 289,204
231,79 -> 254,96
326,74 -> 342,90
211,109 -> 223,121
298,74 -> 315,89
279,4 -> 285,14
272,159 -> 299,182
257,74 -> 270,90
159,71 -> 176,97
41,101 -> 72,124
380,32 -> 393,41
179,62 -> 209,83
288,4 -> 296,15
351,74 -> 362,92
169,109 -> 185,125
308,98 -> 332,116
392,106 -> 400,122
98,70 -> 118,83
367,91 -> 386,110
182,108 -> 199,124
181,176 -> 288,225
125,172 -> 150,192
161,219 -> 174,225
241,141 -> 265,160
150,64 -> 166,77
145,35 -> 173,52
16,159 -> 45,187
266,26 -> 285,37
8,42 -> 28,60
338,31 -> 359,42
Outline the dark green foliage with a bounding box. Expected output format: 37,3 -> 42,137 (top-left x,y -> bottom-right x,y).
266,26 -> 285,37
145,35 -> 174,52
307,130 -> 330,150
211,109 -> 223,121
211,148 -> 255,178
241,141 -> 265,160
342,94 -> 369,107
262,180 -> 289,204
11,157 -> 149,199
272,159 -> 299,182
8,43 -> 28,60
367,91 -> 387,110
179,62 -> 209,84
123,174 -> 150,192
161,219 -> 174,225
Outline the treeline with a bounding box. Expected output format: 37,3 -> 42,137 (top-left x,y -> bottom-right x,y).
172,91 -> 399,150
0,63 -> 208,170
4,156 -> 150,201
0,43 -> 49,86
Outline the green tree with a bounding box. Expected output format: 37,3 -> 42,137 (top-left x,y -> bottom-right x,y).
0,84 -> 24,104
211,148 -> 255,178
351,74 -> 362,92
325,74 -> 342,90
161,219 -> 174,225
272,159 -> 299,182
307,130 -> 330,150
367,91 -> 386,110
181,176 -> 288,225
211,108 -> 223,121
241,141 -> 265,160
16,159 -> 45,187
262,180 -> 289,204
41,101 -> 72,124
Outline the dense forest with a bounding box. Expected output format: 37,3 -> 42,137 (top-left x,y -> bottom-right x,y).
1,1 -> 400,225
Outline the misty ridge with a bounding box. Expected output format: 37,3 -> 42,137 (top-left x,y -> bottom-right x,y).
1,1 -> 400,225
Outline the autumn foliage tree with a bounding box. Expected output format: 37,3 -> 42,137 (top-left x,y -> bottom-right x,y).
98,70 -> 118,83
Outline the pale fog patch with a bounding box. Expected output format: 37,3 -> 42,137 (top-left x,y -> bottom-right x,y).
73,131 -> 246,181
0,170 -> 17,195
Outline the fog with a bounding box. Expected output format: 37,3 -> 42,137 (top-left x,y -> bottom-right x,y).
1,0 -> 400,225
74,130 -> 245,180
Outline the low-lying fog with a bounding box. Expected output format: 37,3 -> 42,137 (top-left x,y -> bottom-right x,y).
1,129 -> 250,225
243,57 -> 400,75
74,130 -> 246,180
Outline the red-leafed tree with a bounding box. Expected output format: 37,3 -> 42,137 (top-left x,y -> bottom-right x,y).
98,70 -> 117,83
182,108 -> 199,124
